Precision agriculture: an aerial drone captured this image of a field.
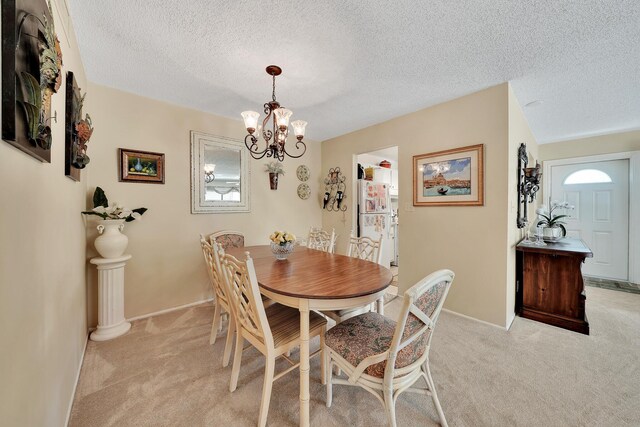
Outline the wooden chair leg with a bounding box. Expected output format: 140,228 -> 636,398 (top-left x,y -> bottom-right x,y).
326,359 -> 333,407
258,356 -> 275,427
320,326 -> 327,385
425,363 -> 448,427
210,300 -> 222,345
229,333 -> 244,392
222,317 -> 235,367
383,388 -> 397,427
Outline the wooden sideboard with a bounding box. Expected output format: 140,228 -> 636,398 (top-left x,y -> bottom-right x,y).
515,238 -> 593,334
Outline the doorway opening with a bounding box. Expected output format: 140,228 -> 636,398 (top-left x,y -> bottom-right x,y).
355,147 -> 399,292
545,152 -> 640,294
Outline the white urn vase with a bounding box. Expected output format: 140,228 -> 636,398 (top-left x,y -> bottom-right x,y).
95,219 -> 129,258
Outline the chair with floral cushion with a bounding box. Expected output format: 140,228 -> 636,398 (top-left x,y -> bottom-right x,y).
199,235 -> 236,367
307,227 -> 336,253
324,269 -> 455,427
208,230 -> 245,250
215,244 -> 328,427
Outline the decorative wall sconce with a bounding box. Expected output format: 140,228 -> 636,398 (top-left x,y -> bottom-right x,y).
203,164 -> 216,183
517,143 -> 542,228
323,167 -> 347,212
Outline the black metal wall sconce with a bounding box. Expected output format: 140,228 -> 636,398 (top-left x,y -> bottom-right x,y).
517,143 -> 542,228
323,167 -> 347,212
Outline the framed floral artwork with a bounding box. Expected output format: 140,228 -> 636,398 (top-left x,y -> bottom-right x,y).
413,144 -> 484,206
118,148 -> 165,184
2,0 -> 63,162
65,71 -> 93,181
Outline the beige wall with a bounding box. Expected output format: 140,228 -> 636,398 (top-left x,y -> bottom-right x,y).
507,86 -> 539,325
0,1 -> 88,425
322,83 -> 520,327
539,130 -> 640,161
85,84 -> 322,323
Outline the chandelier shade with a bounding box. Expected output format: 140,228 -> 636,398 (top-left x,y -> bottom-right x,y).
241,66 -> 307,161
241,111 -> 260,133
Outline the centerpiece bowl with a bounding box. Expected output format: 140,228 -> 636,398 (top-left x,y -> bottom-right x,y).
269,231 -> 296,260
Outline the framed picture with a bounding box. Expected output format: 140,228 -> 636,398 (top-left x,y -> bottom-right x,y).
413,144 -> 484,206
2,0 -> 64,162
119,148 -> 165,184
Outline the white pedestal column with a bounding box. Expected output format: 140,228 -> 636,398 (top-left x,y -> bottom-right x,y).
90,255 -> 132,341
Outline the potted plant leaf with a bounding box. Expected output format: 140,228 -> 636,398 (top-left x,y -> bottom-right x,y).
265,161 -> 284,190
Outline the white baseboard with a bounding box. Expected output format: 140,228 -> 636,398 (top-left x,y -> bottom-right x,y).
506,312 -> 516,331
65,332 -> 89,426
442,308 -> 509,330
127,298 -> 214,322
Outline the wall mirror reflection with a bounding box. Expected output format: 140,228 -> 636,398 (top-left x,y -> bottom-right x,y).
191,132 -> 250,213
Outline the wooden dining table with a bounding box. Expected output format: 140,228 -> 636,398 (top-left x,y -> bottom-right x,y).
226,245 -> 393,427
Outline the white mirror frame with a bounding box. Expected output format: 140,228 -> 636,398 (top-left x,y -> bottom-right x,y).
190,131 -> 251,213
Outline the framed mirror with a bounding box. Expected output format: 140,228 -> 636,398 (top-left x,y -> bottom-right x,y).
191,131 -> 250,213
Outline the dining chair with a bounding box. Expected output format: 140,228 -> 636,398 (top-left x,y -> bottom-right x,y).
347,232 -> 383,264
324,269 -> 454,427
199,235 -> 236,367
323,231 -> 384,323
216,245 -> 328,427
209,230 -> 245,250
307,227 -> 336,253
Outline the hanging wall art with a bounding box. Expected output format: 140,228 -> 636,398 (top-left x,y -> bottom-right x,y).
65,71 -> 93,181
413,144 -> 484,207
323,167 -> 347,212
2,0 -> 63,162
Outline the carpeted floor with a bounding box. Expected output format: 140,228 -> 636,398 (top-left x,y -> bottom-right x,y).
69,287 -> 640,426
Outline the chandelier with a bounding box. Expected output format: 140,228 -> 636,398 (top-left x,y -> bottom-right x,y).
241,65 -> 307,161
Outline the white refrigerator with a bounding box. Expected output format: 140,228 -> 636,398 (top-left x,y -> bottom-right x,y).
358,180 -> 392,267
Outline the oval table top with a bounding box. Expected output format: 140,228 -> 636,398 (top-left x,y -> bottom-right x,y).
226,245 -> 393,300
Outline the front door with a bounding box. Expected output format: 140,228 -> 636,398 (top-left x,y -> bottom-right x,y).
550,159 -> 629,280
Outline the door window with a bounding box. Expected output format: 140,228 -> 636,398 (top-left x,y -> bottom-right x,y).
563,169 -> 612,185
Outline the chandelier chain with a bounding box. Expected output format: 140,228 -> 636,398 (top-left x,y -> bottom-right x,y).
272,74 -> 277,102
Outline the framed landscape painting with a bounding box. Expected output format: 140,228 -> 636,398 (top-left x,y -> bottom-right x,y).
413,144 -> 484,206
119,148 -> 165,183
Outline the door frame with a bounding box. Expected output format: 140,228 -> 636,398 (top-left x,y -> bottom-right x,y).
543,151 -> 640,284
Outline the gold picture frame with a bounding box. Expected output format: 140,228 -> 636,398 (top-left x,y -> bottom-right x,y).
413,144 -> 484,206
119,148 -> 165,184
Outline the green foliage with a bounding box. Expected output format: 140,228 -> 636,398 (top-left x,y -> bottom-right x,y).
17,72 -> 42,142
265,161 -> 284,174
126,208 -> 148,222
93,187 -> 109,208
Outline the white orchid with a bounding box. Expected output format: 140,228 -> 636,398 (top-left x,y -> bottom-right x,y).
82,187 -> 147,223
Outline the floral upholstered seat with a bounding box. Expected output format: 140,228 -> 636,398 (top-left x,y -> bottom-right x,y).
324,270 -> 454,427
325,280 -> 447,378
209,231 -> 245,250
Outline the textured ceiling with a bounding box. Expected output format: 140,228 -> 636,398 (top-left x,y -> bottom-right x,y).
68,1 -> 640,143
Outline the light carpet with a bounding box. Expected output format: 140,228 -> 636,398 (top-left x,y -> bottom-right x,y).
69,287 -> 640,426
